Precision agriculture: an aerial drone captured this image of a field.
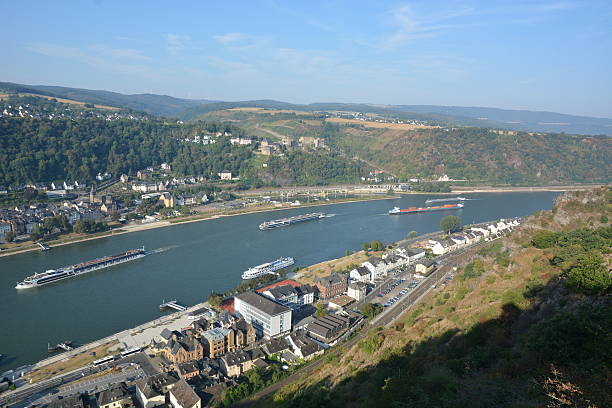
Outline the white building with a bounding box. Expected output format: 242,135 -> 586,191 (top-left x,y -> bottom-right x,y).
234,291 -> 292,338
347,282 -> 368,301
218,171 -> 233,180
349,266 -> 371,283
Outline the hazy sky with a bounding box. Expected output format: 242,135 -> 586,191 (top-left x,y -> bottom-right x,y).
2,1 -> 611,117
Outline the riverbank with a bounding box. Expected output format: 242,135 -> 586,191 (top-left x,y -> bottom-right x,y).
0,195 -> 396,259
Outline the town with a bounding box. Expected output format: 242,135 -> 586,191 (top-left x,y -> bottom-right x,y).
0,217 -> 519,407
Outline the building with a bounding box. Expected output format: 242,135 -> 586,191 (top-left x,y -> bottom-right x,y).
135,371 -> 179,408
415,259 -> 436,276
177,361 -> 200,380
232,318 -> 256,348
307,313 -> 350,343
427,240 -> 445,255
262,284 -> 298,306
220,350 -> 263,377
218,171 -> 232,180
48,394 -> 92,408
97,382 -> 134,408
314,274 -> 348,300
234,291 -> 292,338
328,295 -> 355,310
169,378 -> 201,408
160,192 -> 175,208
286,331 -> 324,360
349,266 -> 371,283
162,332 -> 204,364
361,257 -> 388,282
347,282 -> 367,302
395,246 -> 426,262
202,327 -> 235,358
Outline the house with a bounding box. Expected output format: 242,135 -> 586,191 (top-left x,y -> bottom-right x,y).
427,240 -> 446,255
160,192 -> 175,208
135,371 -> 179,408
230,137 -> 253,145
440,239 -> 458,253
169,378 -> 201,408
347,282 -> 367,302
97,382 -> 134,408
295,284 -> 315,305
471,227 -> 490,238
415,259 -> 436,276
177,360 -> 200,380
202,327 -> 235,358
161,162 -> 172,171
218,171 -> 232,180
450,235 -> 467,247
137,170 -> 152,180
48,394 -> 92,408
349,266 -> 371,283
262,284 -> 298,307
314,274 -> 348,300
182,194 -> 197,205
384,254 -> 407,270
220,350 -> 262,377
234,291 -> 292,338
231,318 -> 256,349
120,174 -> 129,183
307,313 -> 350,343
261,337 -> 291,357
162,332 -> 204,364
286,331 -> 324,361
361,257 -> 388,282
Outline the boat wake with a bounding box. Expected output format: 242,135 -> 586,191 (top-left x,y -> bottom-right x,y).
148,245 -> 179,254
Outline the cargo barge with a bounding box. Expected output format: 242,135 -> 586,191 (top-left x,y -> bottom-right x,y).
15,248 -> 146,289
389,203 -> 464,215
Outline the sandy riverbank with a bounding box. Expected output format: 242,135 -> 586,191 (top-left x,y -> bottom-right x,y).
0,195 -> 396,259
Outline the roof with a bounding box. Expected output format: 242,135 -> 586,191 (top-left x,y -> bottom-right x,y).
367,257 -> 385,266
256,279 -> 301,293
417,258 -> 435,267
262,337 -> 291,355
329,295 -> 355,308
170,379 -> 200,408
352,266 -> 370,276
349,281 -> 368,290
203,327 -> 230,342
178,360 -> 200,374
235,291 -> 291,316
48,394 -> 90,408
221,350 -> 253,367
136,371 -> 179,399
97,382 -> 131,406
315,273 -> 346,289
265,284 -> 298,299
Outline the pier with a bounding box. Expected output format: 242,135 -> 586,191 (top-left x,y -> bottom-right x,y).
47,341 -> 72,352
37,242 -> 50,251
159,300 -> 187,312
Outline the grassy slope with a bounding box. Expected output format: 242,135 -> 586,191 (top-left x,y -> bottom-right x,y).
252,187 -> 611,408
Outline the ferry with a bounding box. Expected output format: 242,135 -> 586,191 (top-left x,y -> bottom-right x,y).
425,197 -> 467,204
259,212 -> 326,230
15,248 -> 146,289
242,257 -> 295,280
389,203 -> 464,215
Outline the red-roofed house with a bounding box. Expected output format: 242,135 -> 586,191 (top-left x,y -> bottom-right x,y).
256,279 -> 301,293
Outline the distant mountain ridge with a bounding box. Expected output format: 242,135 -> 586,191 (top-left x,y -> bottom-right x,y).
1,81 -> 610,135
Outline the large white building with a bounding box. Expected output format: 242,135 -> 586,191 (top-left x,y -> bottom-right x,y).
234,291 -> 292,338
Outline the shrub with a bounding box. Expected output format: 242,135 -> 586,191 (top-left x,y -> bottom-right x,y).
564,253 -> 611,295
531,230 -> 558,249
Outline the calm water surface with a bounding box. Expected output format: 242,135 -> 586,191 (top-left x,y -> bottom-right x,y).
0,192 -> 559,371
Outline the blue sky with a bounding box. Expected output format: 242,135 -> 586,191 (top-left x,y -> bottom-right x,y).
2,1 -> 611,117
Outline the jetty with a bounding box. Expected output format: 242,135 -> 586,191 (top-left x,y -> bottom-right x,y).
37,242 -> 51,251
48,341 -> 72,352
159,300 -> 187,312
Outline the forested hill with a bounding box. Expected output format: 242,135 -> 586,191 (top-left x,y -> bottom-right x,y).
249,187 -> 611,408
0,118 -> 250,186
0,117 -> 366,187
326,125 -> 611,184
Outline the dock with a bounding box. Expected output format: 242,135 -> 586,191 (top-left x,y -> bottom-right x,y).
159,300 -> 187,312
48,341 -> 72,352
37,242 -> 51,251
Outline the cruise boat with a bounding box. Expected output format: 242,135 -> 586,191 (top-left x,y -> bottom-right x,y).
242,257 -> 295,280
15,248 -> 146,289
259,212 -> 326,230
389,203 -> 464,215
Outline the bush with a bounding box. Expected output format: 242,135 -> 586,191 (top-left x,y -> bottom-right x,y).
564,253 -> 611,295
531,230 -> 558,248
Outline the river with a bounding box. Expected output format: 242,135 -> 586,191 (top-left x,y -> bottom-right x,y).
0,191 -> 560,371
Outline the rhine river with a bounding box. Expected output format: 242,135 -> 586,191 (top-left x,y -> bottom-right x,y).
0,191 -> 560,371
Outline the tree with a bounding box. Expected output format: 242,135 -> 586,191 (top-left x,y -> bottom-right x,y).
408,231 -> 418,238
315,303 -> 328,318
208,292 -> 223,308
5,231 -> 16,242
440,215 -> 461,234
346,248 -> 350,256
565,253 -> 611,295
362,242 -> 370,251
360,303 -> 383,319
532,230 -> 558,249
30,224 -> 43,240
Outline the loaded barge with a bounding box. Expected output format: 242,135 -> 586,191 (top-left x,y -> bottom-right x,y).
389,203 -> 464,215
259,212 -> 326,230
15,247 -> 146,289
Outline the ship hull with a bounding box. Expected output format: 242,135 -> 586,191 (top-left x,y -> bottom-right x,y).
242,257 -> 295,280
259,213 -> 325,230
389,204 -> 464,215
